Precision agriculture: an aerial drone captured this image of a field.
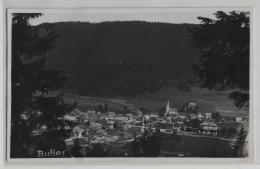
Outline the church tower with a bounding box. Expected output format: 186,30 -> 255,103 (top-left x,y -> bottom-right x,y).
165,101 -> 170,117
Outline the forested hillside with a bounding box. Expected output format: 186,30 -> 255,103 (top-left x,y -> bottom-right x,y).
44,21 -> 200,96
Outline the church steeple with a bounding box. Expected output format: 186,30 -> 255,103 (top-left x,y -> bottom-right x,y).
165,101 -> 170,117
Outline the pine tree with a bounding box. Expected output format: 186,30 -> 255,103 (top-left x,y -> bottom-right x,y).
11,13 -> 75,158
232,126 -> 247,157
189,11 -> 249,108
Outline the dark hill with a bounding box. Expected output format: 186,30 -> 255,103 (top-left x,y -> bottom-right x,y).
44,21 -> 200,97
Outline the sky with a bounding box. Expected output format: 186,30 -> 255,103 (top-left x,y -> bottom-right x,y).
28,8 -> 249,25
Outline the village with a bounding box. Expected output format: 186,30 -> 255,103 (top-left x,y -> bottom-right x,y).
45,101 -> 248,155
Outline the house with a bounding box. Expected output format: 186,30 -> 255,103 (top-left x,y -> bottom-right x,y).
178,115 -> 186,120
108,120 -> 114,125
150,113 -> 159,118
40,125 -> 47,130
205,113 -> 212,119
77,114 -> 87,122
197,113 -> 204,119
137,111 -> 143,117
104,136 -> 116,143
176,121 -> 184,125
200,121 -> 219,131
64,125 -> 71,130
73,109 -> 81,114
143,114 -> 150,122
87,110 -> 96,114
236,116 -> 243,122
72,126 -> 85,138
89,122 -> 102,130
166,116 -> 172,121
64,114 -> 77,122
122,124 -> 132,130
116,116 -> 128,121
199,121 -> 219,136
108,112 -> 116,118
20,111 -> 30,120
112,135 -> 120,141
160,128 -> 173,134
96,129 -> 107,136
117,113 -> 123,117
126,113 -> 133,120
188,102 -> 197,108
189,114 -> 196,120
100,118 -> 109,128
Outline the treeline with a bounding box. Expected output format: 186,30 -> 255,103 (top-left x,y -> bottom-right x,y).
44,21 -> 200,97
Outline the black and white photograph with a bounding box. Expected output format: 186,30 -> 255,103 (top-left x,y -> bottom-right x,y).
7,8 -> 251,159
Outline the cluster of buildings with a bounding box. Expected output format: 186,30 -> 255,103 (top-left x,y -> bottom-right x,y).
59,101 -> 247,149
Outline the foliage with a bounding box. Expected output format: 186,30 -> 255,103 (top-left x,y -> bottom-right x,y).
131,132 -> 161,157
70,139 -> 83,157
232,126 -> 247,157
11,13 -> 75,158
46,22 -> 200,97
158,106 -> 166,117
211,144 -> 217,157
189,11 -> 250,108
113,120 -> 120,129
97,103 -> 108,113
212,112 -> 221,121
139,107 -> 149,115
178,102 -> 199,120
219,127 -> 237,138
91,144 -> 110,157
177,81 -> 191,92
185,119 -> 202,128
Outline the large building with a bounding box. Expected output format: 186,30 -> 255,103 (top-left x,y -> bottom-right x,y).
165,101 -> 178,117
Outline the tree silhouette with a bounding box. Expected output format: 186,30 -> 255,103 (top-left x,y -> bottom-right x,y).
178,102 -> 199,120
189,11 -> 249,108
232,126 -> 247,157
70,139 -> 83,157
131,133 -> 161,157
11,13 -> 75,158
158,106 -> 166,117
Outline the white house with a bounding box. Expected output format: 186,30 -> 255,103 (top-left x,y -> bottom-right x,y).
143,114 -> 150,122
108,112 -> 116,118
137,111 -> 143,117
189,114 -> 196,120
200,121 -> 219,131
160,128 -> 173,134
116,116 -> 128,121
64,114 -> 77,122
150,114 -> 159,118
205,113 -> 212,119
72,126 -> 85,138
178,115 -> 186,120
87,110 -> 96,114
197,113 -> 204,119
236,116 -> 243,122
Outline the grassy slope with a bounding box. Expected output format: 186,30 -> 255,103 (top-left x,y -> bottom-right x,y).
64,86 -> 249,117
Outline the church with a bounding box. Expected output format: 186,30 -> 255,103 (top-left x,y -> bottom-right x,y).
165,101 -> 178,117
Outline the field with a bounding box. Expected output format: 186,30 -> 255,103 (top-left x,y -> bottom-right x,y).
63,86 -> 249,117
159,134 -> 233,157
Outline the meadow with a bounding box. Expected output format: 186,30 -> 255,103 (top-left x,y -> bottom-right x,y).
63,86 -> 248,117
